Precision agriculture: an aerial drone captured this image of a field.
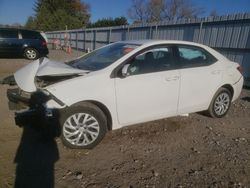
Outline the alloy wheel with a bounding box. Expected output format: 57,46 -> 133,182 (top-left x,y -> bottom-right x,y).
25,49 -> 37,59
63,113 -> 100,146
214,92 -> 230,116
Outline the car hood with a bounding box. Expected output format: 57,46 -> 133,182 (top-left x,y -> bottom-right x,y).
14,57 -> 88,92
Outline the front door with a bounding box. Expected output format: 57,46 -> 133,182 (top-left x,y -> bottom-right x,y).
115,46 -> 180,125
0,29 -> 19,55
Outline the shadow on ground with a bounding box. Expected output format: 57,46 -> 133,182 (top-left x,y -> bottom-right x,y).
14,123 -> 60,188
0,55 -> 27,59
241,96 -> 250,102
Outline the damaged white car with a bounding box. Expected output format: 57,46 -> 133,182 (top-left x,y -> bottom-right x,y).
3,40 -> 243,149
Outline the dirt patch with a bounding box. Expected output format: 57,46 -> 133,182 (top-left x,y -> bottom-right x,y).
0,50 -> 250,188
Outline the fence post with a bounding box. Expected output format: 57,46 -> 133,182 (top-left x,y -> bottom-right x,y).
69,32 -> 71,47
90,30 -> 93,51
94,30 -> 97,50
127,26 -> 130,40
149,26 -> 152,39
60,33 -> 62,47
155,25 -> 158,39
84,29 -> 86,51
198,21 -> 203,43
76,31 -> 78,53
108,28 -> 112,44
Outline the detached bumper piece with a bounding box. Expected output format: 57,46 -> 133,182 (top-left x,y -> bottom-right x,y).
7,88 -> 30,110
7,88 -> 30,103
14,91 -> 60,127
8,100 -> 27,111
0,75 -> 16,85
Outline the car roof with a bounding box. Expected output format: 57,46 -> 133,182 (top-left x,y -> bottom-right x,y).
116,39 -> 229,62
119,39 -> 207,48
0,27 -> 40,33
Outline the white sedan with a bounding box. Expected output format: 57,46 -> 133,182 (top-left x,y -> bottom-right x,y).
11,40 -> 243,149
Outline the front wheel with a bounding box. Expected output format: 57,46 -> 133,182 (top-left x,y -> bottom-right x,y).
60,103 -> 107,149
207,88 -> 232,118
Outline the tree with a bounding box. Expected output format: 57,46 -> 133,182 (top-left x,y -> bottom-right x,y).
114,17 -> 128,26
147,0 -> 165,22
128,0 -> 149,23
25,0 -> 90,31
165,0 -> 204,20
87,17 -> 128,28
25,16 -> 36,30
128,0 -> 204,23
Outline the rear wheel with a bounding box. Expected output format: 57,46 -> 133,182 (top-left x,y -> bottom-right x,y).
208,88 -> 232,118
60,103 -> 107,149
24,48 -> 39,60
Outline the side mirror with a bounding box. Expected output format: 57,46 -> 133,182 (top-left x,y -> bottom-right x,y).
121,64 -> 130,77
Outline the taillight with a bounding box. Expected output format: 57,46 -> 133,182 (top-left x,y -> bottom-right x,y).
41,41 -> 47,46
237,65 -> 243,75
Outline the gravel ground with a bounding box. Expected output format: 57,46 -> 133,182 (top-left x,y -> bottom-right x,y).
0,50 -> 250,188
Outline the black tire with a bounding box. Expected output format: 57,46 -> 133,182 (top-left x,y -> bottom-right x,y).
24,48 -> 39,60
207,87 -> 232,118
59,102 -> 107,149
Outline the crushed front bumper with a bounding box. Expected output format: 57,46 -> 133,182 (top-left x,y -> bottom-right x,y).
7,88 -> 30,110
7,87 -> 65,110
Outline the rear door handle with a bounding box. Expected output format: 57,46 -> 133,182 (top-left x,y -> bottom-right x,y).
165,76 -> 180,81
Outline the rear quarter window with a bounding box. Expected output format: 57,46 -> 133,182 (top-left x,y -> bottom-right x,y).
177,45 -> 217,68
21,30 -> 43,40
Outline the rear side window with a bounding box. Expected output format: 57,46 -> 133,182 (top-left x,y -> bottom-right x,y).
177,45 -> 217,68
21,30 -> 43,40
0,30 -> 18,39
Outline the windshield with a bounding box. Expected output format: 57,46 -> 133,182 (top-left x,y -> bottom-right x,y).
70,42 -> 140,71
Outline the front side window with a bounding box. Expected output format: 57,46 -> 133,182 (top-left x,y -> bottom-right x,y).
126,46 -> 174,75
177,45 -> 217,68
0,30 -> 18,39
70,42 -> 140,71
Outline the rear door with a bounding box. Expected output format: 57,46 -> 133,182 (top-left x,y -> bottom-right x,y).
176,45 -> 222,114
0,29 -> 20,55
20,30 -> 45,51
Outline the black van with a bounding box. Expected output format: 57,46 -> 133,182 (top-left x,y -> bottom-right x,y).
0,28 -> 49,60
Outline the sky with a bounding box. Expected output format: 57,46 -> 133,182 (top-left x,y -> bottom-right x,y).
0,0 -> 250,25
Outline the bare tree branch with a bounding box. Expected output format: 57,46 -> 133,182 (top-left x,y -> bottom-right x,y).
128,0 -> 204,23
128,0 -> 149,23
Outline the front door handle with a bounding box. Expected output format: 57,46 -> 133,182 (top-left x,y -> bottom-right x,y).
211,70 -> 221,75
